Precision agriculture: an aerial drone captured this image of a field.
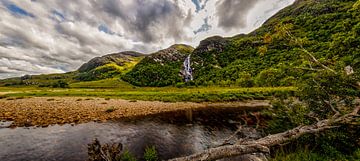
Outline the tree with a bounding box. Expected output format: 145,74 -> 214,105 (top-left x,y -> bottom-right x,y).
52,80 -> 69,88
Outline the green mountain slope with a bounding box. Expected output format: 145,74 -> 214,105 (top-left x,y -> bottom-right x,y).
78,51 -> 144,72
122,44 -> 194,87
76,52 -> 144,81
191,0 -> 360,87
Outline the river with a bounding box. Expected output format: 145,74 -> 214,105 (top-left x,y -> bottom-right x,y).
0,108 -> 262,161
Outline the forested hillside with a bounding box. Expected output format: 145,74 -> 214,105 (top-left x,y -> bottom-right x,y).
191,0 -> 360,87
122,0 -> 360,87
122,44 -> 194,87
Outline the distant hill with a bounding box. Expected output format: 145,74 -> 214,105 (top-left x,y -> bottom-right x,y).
0,51 -> 145,87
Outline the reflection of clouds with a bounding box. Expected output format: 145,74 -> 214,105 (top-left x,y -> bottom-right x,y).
0,0 -> 294,79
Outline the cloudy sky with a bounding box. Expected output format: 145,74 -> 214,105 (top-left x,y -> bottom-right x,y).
0,0 -> 295,79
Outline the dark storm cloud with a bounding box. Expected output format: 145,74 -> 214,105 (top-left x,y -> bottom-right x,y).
216,0 -> 260,30
97,0 -> 188,43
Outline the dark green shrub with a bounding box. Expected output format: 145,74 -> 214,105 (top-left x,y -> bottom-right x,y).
175,82 -> 186,88
143,146 -> 158,161
255,68 -> 285,87
121,150 -> 137,161
235,72 -> 254,87
51,80 -> 69,88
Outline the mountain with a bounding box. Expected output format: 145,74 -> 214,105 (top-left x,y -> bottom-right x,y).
122,44 -> 194,87
121,0 -> 360,87
78,51 -> 144,72
76,51 -> 144,81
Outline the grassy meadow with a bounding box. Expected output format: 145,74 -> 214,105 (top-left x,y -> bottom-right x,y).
0,78 -> 296,102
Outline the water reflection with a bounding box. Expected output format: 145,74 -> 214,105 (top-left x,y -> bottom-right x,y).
0,107 -> 261,161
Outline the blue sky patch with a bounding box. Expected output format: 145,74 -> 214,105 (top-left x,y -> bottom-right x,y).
4,3 -> 35,18
191,0 -> 201,12
98,24 -> 115,35
191,0 -> 209,13
193,17 -> 212,34
52,10 -> 65,22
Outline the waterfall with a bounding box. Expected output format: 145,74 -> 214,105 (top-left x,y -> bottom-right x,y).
184,55 -> 193,82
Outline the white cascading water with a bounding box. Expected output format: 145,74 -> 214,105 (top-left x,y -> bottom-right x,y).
184,55 -> 193,82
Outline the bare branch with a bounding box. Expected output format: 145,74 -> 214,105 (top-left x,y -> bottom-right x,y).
168,144 -> 269,161
299,48 -> 337,74
222,126 -> 244,146
324,100 -> 341,118
284,26 -> 337,74
307,112 -> 320,122
250,112 -> 261,129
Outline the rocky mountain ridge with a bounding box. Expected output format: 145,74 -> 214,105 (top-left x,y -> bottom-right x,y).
78,51 -> 144,72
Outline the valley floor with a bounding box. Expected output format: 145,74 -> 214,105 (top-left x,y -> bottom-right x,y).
0,97 -> 269,127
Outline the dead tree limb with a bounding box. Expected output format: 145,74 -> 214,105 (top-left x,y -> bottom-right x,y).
283,27 -> 337,74
168,144 -> 269,161
168,107 -> 359,161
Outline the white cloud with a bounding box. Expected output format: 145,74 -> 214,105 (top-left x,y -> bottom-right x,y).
0,0 -> 295,79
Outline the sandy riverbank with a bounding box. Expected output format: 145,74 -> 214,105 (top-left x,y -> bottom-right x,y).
0,97 -> 269,127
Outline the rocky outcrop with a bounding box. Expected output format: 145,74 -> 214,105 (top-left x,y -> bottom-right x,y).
193,36 -> 229,55
144,44 -> 194,64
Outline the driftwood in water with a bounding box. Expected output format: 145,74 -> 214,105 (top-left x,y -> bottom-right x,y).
88,138 -> 123,161
169,107 -> 360,161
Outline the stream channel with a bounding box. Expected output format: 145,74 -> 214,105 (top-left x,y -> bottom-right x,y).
0,107 -> 263,161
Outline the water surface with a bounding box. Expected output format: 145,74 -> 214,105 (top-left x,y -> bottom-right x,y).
0,107 -> 261,161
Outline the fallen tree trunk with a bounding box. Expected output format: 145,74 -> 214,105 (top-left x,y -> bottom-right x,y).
169,107 -> 359,161
169,144 -> 269,161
